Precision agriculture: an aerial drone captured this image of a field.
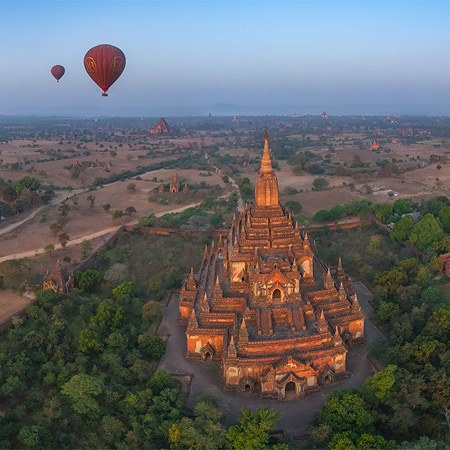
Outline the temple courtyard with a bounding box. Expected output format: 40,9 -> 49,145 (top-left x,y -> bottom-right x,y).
157,280 -> 383,437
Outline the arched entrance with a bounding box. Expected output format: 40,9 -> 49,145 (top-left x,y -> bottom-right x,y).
204,352 -> 212,361
272,289 -> 281,301
285,381 -> 296,392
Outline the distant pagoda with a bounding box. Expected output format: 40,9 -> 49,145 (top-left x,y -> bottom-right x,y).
148,117 -> 174,135
179,132 -> 365,399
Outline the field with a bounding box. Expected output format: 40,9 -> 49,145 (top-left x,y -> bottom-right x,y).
1,116 -> 450,295
0,290 -> 34,325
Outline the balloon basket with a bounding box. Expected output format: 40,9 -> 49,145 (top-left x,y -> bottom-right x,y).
102,92 -> 108,97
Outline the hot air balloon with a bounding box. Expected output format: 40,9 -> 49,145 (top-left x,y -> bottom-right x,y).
83,44 -> 126,96
51,65 -> 65,82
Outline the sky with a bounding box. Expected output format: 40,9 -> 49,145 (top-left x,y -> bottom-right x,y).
2,0 -> 450,116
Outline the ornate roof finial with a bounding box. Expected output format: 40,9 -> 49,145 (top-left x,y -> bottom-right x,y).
304,232 -> 310,246
324,266 -> 334,290
317,309 -> 329,333
203,244 -> 209,260
228,335 -> 237,358
338,281 -> 346,300
187,309 -> 198,330
333,327 -> 343,346
210,240 -> 215,255
352,293 -> 361,311
239,317 -> 249,341
200,291 -> 210,313
260,131 -> 273,173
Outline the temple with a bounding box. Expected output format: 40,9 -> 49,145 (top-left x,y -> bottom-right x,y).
179,133 -> 365,399
42,260 -> 73,294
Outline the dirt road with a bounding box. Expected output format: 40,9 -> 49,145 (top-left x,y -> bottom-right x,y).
0,199 -> 213,263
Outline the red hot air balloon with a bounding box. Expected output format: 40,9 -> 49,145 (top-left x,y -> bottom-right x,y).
51,65 -> 65,82
83,44 -> 126,96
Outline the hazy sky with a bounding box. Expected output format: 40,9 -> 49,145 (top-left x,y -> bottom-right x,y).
2,0 -> 450,116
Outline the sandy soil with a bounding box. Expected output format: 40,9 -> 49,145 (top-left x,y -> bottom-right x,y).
0,290 -> 33,324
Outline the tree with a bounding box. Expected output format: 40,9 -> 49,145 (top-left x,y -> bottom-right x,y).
61,374 -> 104,415
393,198 -> 414,215
438,206 -> 450,233
80,240 -> 92,259
138,214 -> 156,227
284,200 -> 303,213
112,281 -> 133,300
14,176 -> 40,195
124,206 -> 137,216
49,222 -> 64,236
75,268 -> 103,292
374,203 -> 393,223
392,215 -> 414,243
138,332 -> 166,359
409,214 -> 444,251
58,203 -> 71,217
226,408 -> 282,450
169,398 -> 228,450
313,177 -> 329,190
112,210 -> 124,220
127,182 -> 136,193
318,391 -> 376,436
102,203 -> 111,213
44,243 -> 55,254
86,194 -> 96,208
58,232 -> 70,249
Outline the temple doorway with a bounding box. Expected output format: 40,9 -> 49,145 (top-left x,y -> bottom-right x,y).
244,383 -> 252,392
272,289 -> 281,301
204,352 -> 212,361
284,381 -> 298,400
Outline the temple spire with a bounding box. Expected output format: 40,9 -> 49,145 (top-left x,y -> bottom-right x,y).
239,318 -> 249,342
187,309 -> 198,330
260,131 -> 273,173
228,335 -> 237,358
324,266 -> 334,290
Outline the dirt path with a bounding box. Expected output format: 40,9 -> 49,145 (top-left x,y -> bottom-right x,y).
0,188 -> 84,238
0,199 -> 215,264
205,153 -> 244,210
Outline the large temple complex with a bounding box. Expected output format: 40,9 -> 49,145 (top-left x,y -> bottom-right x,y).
179,133 -> 365,399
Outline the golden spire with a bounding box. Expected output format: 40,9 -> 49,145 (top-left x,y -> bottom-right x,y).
260,131 -> 273,173
255,132 -> 279,207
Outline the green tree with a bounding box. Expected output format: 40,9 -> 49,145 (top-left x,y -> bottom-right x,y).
363,365 -> 397,402
409,213 -> 444,251
35,289 -> 59,303
75,268 -> 103,292
61,374 -> 104,416
392,215 -> 414,243
313,177 -> 329,190
318,391 -> 376,436
138,213 -> 156,227
58,232 -> 70,249
226,408 -> 282,450
438,205 -> 450,233
112,280 -> 133,300
374,203 -> 393,223
393,198 -> 414,215
284,200 -> 303,213
44,243 -> 55,254
80,240 -> 92,259
169,398 -> 228,450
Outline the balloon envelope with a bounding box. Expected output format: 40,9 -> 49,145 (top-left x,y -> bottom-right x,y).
51,65 -> 65,82
83,44 -> 126,96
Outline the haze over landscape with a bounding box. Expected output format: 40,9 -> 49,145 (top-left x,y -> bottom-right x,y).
3,0 -> 450,116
